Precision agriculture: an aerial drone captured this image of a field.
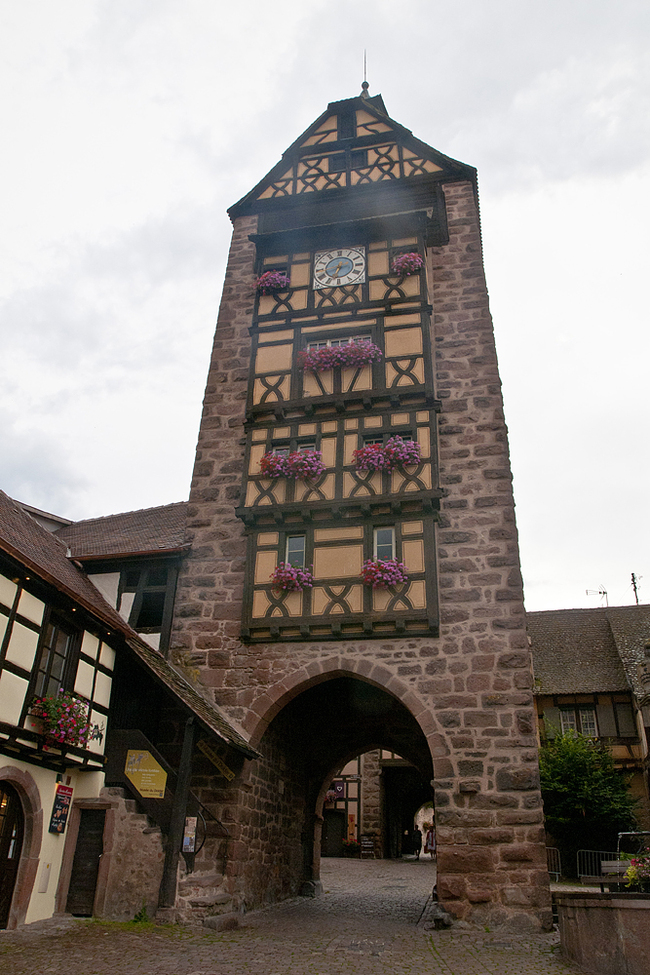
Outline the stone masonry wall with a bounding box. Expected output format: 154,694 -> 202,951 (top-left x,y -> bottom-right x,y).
170,182 -> 552,929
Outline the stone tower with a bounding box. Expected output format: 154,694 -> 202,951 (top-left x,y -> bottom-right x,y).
171,88 -> 551,929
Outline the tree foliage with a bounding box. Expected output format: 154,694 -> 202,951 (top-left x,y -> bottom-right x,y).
539,731 -> 638,870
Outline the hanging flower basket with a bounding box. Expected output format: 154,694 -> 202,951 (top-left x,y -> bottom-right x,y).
391,252 -> 424,276
256,270 -> 291,295
361,559 -> 409,589
260,452 -> 289,478
298,340 -> 382,373
353,436 -> 421,472
260,450 -> 325,480
270,562 -> 314,592
30,691 -> 91,749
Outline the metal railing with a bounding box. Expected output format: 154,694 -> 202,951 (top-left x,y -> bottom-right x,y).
546,847 -> 562,881
577,849 -> 619,883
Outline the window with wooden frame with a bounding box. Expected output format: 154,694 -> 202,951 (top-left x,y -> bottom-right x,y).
559,707 -> 598,737
374,527 -> 396,561
118,563 -> 177,651
285,535 -> 306,569
33,614 -> 80,699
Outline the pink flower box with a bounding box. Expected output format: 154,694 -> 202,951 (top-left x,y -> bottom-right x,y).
360,559 -> 409,589
270,563 -> 314,592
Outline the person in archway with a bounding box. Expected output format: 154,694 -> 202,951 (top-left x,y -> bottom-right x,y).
424,824 -> 436,859
413,825 -> 422,860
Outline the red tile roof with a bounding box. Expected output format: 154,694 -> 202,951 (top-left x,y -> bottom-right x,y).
55,502 -> 187,559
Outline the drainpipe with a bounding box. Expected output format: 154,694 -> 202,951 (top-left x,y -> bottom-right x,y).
158,716 -> 195,909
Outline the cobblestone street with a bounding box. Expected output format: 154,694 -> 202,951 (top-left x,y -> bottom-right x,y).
0,858 -> 579,975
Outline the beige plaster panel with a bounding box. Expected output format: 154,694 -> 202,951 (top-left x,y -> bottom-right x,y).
416,427 -> 431,457
298,423 -> 317,436
343,472 -> 381,496
253,375 -> 289,406
393,237 -> 418,247
73,659 -> 95,700
388,313 -> 422,325
272,591 -> 302,617
255,343 -> 292,373
249,442 -> 268,474
391,413 -> 409,426
93,671 -> 112,709
315,527 -> 363,541
252,590 -> 271,619
342,364 -> 372,391
387,358 -> 425,385
402,521 -> 423,535
0,614 -> 7,647
17,590 -> 45,626
392,466 -> 432,491
0,669 -> 29,725
290,263 -> 310,287
263,255 -> 288,265
252,429 -> 267,442
257,532 -> 279,546
402,539 -> 425,572
296,474 -> 335,501
303,370 -> 333,397
363,415 -> 383,429
312,586 -> 363,615
245,480 -> 286,506
255,551 -> 278,585
5,621 -> 39,671
399,276 -> 421,297
313,545 -> 362,579
344,418 -> 359,430
0,575 -> 17,610
320,438 -> 337,467
406,580 -> 426,609
385,327 -> 423,357
99,643 -> 116,671
81,632 -> 100,660
368,251 -> 389,275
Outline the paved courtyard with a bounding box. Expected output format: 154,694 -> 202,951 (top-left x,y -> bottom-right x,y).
0,857 -> 580,975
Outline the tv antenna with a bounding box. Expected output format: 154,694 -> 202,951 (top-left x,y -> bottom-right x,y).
631,573 -> 642,605
586,587 -> 608,606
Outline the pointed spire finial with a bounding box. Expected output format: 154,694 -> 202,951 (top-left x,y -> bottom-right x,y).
361,49 -> 370,98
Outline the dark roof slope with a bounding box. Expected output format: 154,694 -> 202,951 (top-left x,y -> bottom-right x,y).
527,608 -> 630,694
605,605 -> 650,698
0,489 -> 128,632
55,502 -> 187,559
1,491 -> 255,757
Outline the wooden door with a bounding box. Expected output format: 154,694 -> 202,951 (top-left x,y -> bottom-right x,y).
66,809 -> 105,916
321,810 -> 346,857
0,782 -> 24,928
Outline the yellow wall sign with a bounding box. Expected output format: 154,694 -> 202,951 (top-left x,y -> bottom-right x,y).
125,749 -> 167,799
197,739 -> 235,780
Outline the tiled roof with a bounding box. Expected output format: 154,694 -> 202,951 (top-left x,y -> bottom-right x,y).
54,502 -> 188,559
0,491 -> 255,757
605,605 -> 650,698
527,608 -> 630,694
0,489 -> 128,632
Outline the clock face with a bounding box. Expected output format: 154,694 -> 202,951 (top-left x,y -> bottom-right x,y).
313,246 -> 366,289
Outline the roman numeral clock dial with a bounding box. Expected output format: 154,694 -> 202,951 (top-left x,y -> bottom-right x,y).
313,246 -> 366,289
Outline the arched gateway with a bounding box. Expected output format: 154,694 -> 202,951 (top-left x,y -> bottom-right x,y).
170,87 -> 552,930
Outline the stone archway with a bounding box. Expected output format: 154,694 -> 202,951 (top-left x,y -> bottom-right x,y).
0,766 -> 43,929
230,672 -> 434,908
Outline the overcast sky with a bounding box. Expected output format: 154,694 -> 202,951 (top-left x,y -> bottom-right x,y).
1,1 -> 649,612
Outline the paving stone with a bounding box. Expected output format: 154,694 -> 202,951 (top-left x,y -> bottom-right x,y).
0,858 -> 579,974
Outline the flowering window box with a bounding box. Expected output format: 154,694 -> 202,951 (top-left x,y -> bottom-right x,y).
391,252 -> 424,276
298,340 -> 382,373
260,450 -> 325,480
270,562 -> 314,593
256,270 -> 291,295
361,559 -> 409,589
353,436 -> 421,472
30,691 -> 91,749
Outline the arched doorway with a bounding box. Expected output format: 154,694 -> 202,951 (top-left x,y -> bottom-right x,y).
0,781 -> 24,928
244,674 -> 434,905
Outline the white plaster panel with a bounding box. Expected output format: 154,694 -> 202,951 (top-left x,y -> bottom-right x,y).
140,631 -> 160,650
88,710 -> 107,754
17,590 -> 45,625
74,660 -> 94,700
99,642 -> 116,671
0,669 -> 29,725
81,631 -> 100,660
0,574 -> 17,610
5,621 -> 40,670
93,670 -> 112,708
88,571 -> 120,608
0,614 -> 7,646
119,591 -> 135,621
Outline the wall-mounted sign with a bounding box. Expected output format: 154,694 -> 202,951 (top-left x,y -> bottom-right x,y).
197,738 -> 235,780
48,783 -> 73,834
183,816 -> 197,853
125,749 -> 167,798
